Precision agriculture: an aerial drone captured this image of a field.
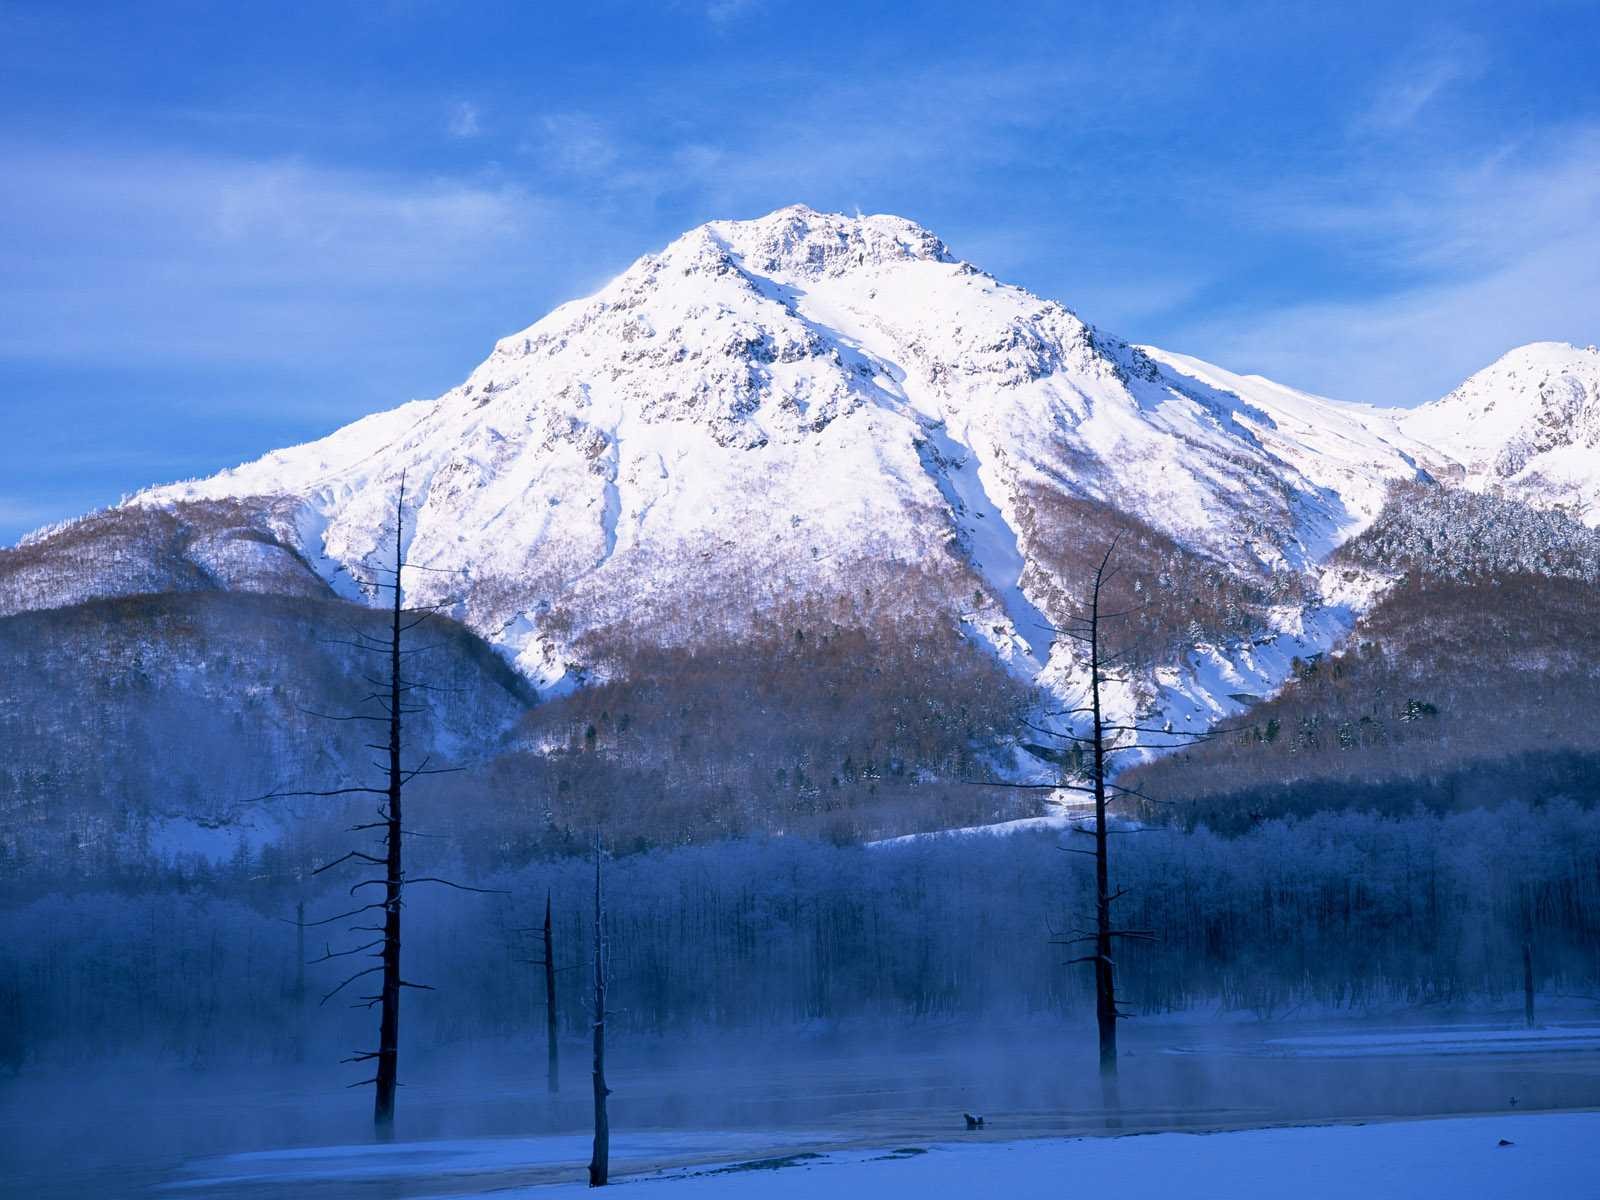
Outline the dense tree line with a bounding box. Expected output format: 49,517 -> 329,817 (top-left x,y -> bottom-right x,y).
1337,480 -> 1600,584
1128,570 -> 1600,817
464,606 -> 1036,849
5,802 -> 1598,1072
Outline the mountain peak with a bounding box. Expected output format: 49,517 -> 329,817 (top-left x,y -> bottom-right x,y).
693,204 -> 955,280
1399,340 -> 1600,515
1485,340 -> 1599,367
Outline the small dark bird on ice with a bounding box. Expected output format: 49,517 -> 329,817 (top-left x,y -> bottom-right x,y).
963,1113 -> 985,1130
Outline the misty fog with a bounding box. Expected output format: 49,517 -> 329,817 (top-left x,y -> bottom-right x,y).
5,805 -> 1600,1195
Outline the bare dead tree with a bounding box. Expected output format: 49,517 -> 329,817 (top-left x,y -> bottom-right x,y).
588,837 -> 612,1187
1521,884 -> 1537,1029
544,891 -> 560,1095
1524,939 -> 1536,1028
258,474 -> 492,1141
974,536 -> 1222,1089
293,898 -> 307,1063
511,888 -> 568,1096
1045,538 -> 1224,1085
294,900 -> 306,1005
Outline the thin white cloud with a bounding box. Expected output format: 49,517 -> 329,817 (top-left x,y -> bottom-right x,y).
525,113 -> 621,175
702,0 -> 761,25
448,100 -> 482,138
0,146 -> 564,369
1169,128 -> 1600,405
0,497 -> 58,530
510,56 -> 1150,214
1355,42 -> 1484,134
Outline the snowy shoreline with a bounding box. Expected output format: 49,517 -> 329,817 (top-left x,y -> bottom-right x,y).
164,1111 -> 1600,1198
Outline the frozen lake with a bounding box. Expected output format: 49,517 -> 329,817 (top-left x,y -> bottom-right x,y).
5,1014 -> 1599,1196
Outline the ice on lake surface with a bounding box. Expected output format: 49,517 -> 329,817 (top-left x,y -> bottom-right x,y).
1256,1022 -> 1600,1057
7,1016 -> 1600,1197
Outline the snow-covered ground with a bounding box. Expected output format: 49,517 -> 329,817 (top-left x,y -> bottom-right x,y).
167,1113 -> 1600,1199
165,1130 -> 837,1193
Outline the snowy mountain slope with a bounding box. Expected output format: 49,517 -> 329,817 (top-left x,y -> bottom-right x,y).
122,206 -> 1436,722
1136,347 -> 1434,551
1397,341 -> 1600,522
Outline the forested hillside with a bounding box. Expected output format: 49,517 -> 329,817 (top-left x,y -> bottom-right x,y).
1126,484 -> 1600,829
0,592 -> 533,871
0,499 -> 328,616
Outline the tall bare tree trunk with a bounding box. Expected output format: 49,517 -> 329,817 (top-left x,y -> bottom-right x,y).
270,473 -> 488,1142
1523,940 -> 1536,1029
1089,583 -> 1117,1081
1085,554 -> 1122,1130
1003,540 -> 1229,1123
295,899 -> 306,1003
545,890 -> 560,1095
1033,539 -> 1188,1112
588,841 -> 610,1187
374,482 -> 406,1140
293,899 -> 307,1063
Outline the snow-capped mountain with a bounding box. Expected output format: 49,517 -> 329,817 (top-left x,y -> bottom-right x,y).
1397,341 -> 1600,519
12,206 -> 1599,747
120,207 -> 1430,705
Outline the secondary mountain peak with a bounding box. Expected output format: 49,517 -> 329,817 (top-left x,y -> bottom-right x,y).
1399,339 -> 1600,517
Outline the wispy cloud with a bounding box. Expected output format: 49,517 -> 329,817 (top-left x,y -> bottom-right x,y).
701,0 -> 762,26
1169,126 -> 1600,405
1355,38 -> 1485,134
0,145 -> 578,373
524,112 -> 621,175
0,496 -> 58,530
506,52 -> 1181,213
447,100 -> 482,138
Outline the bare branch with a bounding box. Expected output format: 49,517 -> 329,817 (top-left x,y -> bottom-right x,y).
299,902 -> 388,928
312,850 -> 386,876
407,876 -> 510,895
295,707 -> 391,724
309,938 -> 386,963
256,784 -> 391,802
321,965 -> 383,1005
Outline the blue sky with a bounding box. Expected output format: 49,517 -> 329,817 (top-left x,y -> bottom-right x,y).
3,0 -> 1599,542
